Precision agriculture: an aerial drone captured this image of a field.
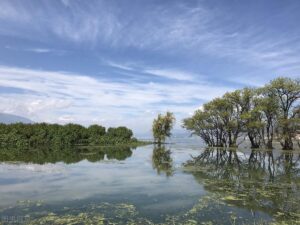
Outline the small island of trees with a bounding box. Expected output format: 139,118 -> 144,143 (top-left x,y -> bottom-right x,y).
0,123 -> 141,149
183,77 -> 300,150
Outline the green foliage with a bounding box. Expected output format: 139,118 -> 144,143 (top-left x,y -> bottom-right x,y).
264,77 -> 300,149
87,124 -> 106,144
152,112 -> 175,144
107,126 -> 133,142
0,123 -> 138,148
183,77 -> 300,150
0,145 -> 133,164
152,146 -> 173,176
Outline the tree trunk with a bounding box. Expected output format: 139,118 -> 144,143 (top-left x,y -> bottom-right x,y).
281,122 -> 293,150
266,139 -> 273,149
248,133 -> 260,148
282,137 -> 293,150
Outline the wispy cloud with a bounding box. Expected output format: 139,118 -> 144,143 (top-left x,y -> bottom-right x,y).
105,61 -> 135,71
25,48 -> 54,53
104,60 -> 198,81
0,0 -> 299,75
144,69 -> 196,81
5,46 -> 66,55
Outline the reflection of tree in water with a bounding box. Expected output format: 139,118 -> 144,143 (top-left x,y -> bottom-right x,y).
0,146 -> 133,164
106,147 -> 133,160
184,148 -> 300,222
152,145 -> 173,177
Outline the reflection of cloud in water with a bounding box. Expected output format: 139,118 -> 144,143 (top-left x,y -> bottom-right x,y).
0,144 -> 204,211
0,162 -> 66,173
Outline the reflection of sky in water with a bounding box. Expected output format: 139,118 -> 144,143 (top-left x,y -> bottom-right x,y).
0,144 -> 204,215
1,140 -> 299,224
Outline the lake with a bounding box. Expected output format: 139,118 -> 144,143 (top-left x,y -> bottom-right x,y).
0,139 -> 299,224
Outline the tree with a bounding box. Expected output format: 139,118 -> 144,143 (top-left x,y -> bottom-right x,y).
184,88 -> 256,147
242,104 -> 264,149
107,127 -> 133,139
256,88 -> 279,149
183,77 -> 300,150
183,110 -> 216,147
265,77 -> 300,150
203,98 -> 233,147
87,124 -> 106,144
240,89 -> 265,149
223,88 -> 254,147
152,112 -> 175,144
0,123 -> 137,148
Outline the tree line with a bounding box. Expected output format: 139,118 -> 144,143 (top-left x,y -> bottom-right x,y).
183,77 -> 300,150
0,123 -> 138,148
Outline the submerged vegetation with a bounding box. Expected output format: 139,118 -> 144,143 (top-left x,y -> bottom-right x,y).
183,148 -> 300,224
0,123 -> 144,149
0,201 -> 149,225
183,77 -> 300,150
0,198 -> 270,225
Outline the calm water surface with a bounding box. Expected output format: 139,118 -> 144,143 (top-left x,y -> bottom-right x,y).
0,138 -> 299,224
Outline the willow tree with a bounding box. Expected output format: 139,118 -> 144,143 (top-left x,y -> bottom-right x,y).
152,112 -> 175,144
264,77 -> 300,150
223,88 -> 255,147
183,77 -> 299,150
256,88 -> 279,149
242,102 -> 264,149
183,88 -> 255,147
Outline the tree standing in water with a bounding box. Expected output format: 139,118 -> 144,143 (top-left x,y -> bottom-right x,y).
183,77 -> 300,150
265,77 -> 300,150
152,112 -> 175,144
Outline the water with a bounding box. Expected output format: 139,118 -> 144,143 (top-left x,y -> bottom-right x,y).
0,140 -> 299,224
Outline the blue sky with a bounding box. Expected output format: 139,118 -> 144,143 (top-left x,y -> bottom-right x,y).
0,0 -> 299,136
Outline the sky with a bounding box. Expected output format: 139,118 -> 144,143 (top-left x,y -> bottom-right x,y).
0,0 -> 299,136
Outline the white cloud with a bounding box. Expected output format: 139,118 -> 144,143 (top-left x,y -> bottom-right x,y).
26,48 -> 51,53
104,60 -> 198,81
25,48 -> 66,55
144,69 -> 196,81
58,115 -> 75,123
105,61 -> 134,71
4,46 -> 66,55
0,66 -> 233,135
0,0 -> 299,76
